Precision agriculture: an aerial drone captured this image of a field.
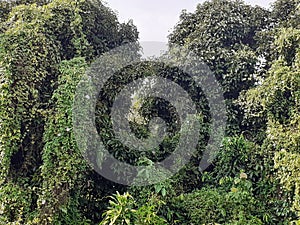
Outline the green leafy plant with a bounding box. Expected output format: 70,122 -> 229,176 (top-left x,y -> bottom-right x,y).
100,192 -> 166,225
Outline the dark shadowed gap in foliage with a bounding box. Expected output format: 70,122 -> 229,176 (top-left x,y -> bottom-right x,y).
95,60 -> 211,168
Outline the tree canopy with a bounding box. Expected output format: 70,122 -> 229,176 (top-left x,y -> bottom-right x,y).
0,0 -> 300,224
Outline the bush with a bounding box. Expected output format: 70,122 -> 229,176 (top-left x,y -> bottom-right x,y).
100,192 -> 167,225
170,176 -> 266,225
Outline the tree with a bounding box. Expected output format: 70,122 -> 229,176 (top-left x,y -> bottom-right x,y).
243,26 -> 300,221
239,2 -> 300,222
169,0 -> 271,134
0,0 -> 138,224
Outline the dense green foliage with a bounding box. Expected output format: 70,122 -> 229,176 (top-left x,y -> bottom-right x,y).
100,192 -> 166,225
169,0 -> 272,135
0,0 -> 300,224
0,0 -> 138,224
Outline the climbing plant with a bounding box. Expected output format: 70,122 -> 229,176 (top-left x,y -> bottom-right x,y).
0,0 -> 138,224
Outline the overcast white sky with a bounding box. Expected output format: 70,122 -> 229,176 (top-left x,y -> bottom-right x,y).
105,0 -> 275,42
